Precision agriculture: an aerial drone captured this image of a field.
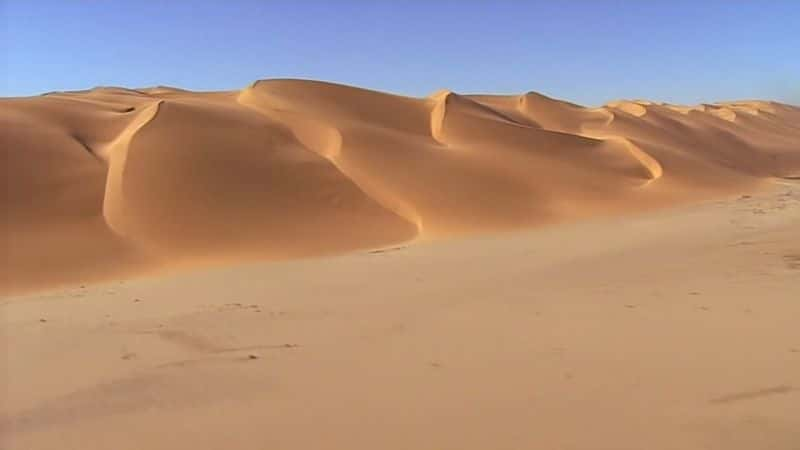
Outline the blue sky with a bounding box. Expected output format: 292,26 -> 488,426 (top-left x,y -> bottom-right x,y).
3,1 -> 799,105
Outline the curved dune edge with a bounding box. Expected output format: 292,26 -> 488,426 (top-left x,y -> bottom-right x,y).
607,101 -> 648,117
428,90 -> 450,143
618,138 -> 664,184
2,79 -> 799,294
430,90 -> 526,143
102,100 -> 164,241
237,84 -> 424,231
586,135 -> 664,185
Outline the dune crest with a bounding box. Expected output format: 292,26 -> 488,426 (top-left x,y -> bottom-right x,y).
2,79 -> 799,293
101,100 -> 163,237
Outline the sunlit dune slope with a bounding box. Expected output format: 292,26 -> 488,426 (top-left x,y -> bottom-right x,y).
2,79 -> 798,293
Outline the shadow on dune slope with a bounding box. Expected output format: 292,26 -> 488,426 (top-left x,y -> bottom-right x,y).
2,79 -> 799,293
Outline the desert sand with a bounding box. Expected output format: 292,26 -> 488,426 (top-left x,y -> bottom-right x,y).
2,79 -> 799,294
2,80 -> 800,449
3,181 -> 799,449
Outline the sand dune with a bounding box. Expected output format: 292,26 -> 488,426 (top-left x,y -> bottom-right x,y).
2,79 -> 799,293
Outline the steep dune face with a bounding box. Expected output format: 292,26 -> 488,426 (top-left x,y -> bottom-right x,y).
2,79 -> 799,293
103,98 -> 415,258
1,92 -> 158,291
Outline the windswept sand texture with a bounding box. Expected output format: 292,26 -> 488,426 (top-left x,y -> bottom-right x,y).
2,79 -> 800,294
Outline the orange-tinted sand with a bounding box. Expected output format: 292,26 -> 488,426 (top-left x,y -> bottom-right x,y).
3,181 -> 799,450
2,80 -> 800,450
3,79 -> 799,294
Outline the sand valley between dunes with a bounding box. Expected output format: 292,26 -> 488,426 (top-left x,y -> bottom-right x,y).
2,79 -> 800,449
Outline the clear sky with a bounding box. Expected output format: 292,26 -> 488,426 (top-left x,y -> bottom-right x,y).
3,1 -> 799,105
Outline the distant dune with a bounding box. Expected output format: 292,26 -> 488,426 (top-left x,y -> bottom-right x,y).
2,79 -> 799,293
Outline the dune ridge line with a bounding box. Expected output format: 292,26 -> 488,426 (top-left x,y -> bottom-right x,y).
2,78 -> 799,293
